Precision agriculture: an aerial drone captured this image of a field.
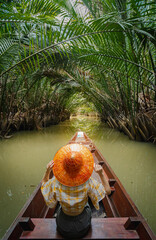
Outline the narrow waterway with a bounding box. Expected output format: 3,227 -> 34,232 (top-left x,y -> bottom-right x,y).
0,117 -> 156,238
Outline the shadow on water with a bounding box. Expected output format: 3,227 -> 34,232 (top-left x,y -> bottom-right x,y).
0,116 -> 156,238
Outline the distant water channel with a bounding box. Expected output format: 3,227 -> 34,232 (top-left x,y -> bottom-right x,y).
0,116 -> 156,238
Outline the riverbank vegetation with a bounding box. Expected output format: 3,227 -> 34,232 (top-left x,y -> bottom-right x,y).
0,0 -> 155,142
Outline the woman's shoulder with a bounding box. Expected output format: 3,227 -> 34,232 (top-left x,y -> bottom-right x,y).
41,176 -> 58,188
88,177 -> 101,187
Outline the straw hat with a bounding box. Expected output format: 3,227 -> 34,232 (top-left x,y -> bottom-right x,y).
53,143 -> 94,187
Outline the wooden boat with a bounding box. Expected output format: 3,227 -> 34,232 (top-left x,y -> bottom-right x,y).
2,131 -> 155,240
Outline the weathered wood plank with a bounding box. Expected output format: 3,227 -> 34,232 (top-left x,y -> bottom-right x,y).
102,196 -> 119,217
20,218 -> 140,240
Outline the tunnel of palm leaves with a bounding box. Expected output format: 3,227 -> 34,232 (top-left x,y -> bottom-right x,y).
0,0 -> 156,143
0,64 -> 155,143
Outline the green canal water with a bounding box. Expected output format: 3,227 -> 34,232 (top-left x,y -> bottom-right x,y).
0,117 -> 156,238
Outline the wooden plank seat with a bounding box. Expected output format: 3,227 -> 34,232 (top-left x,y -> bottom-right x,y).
19,218 -> 140,239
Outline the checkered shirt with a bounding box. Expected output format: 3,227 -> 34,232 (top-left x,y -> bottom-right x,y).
41,176 -> 106,216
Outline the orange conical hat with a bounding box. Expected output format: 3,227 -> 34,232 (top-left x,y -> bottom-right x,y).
53,143 -> 94,187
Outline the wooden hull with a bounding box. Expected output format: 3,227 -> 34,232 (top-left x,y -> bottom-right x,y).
2,132 -> 155,240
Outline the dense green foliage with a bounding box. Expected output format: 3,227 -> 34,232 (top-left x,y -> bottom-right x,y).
0,0 -> 155,141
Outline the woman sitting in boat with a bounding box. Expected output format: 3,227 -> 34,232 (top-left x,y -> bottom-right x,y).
41,143 -> 111,239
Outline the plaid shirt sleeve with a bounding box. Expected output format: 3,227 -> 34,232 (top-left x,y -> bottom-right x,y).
41,177 -> 57,208
88,177 -> 106,210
